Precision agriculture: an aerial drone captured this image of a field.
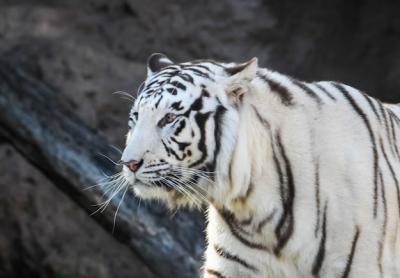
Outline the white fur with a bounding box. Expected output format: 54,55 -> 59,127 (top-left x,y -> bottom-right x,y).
121,56 -> 400,277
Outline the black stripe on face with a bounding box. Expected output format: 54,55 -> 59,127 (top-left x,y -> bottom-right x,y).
170,137 -> 190,151
155,95 -> 163,108
184,95 -> 203,115
170,101 -> 184,111
205,268 -> 226,278
161,139 -> 171,157
202,88 -> 210,97
213,244 -> 258,272
174,119 -> 186,136
188,112 -> 212,168
312,201 -> 328,277
177,73 -> 194,84
341,227 -> 360,278
257,73 -> 294,106
191,64 -> 212,72
184,67 -> 212,80
314,83 -> 336,101
162,139 -> 185,161
291,80 -> 322,105
166,88 -> 177,95
334,83 -> 379,218
169,80 -> 186,91
273,132 -> 296,256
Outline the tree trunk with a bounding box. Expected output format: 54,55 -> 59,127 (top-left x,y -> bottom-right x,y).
0,58 -> 204,278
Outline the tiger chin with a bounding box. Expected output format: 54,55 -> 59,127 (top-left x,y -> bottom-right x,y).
120,53 -> 400,277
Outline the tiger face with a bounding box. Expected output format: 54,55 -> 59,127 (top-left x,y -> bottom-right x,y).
121,53 -> 257,207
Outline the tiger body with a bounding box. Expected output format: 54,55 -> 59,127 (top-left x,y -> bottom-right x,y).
120,54 -> 400,277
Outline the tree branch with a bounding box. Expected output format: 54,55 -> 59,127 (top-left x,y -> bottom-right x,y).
0,58 -> 204,278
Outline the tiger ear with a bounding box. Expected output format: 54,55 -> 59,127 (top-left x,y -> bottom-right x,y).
147,53 -> 174,77
225,57 -> 258,103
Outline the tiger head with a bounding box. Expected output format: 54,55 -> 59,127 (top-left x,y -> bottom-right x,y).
121,53 -> 258,208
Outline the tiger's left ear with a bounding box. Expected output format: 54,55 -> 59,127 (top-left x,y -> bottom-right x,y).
225,57 -> 258,103
147,53 -> 174,77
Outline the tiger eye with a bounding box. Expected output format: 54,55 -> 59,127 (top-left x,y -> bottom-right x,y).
167,113 -> 177,122
158,113 -> 177,127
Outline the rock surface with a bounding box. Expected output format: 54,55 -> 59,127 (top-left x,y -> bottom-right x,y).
0,0 -> 399,277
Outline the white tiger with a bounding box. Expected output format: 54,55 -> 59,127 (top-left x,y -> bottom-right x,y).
120,53 -> 400,277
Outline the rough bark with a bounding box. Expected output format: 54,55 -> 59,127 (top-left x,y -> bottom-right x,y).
0,58 -> 204,278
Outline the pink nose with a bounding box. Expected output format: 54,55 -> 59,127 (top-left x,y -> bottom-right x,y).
127,160 -> 140,172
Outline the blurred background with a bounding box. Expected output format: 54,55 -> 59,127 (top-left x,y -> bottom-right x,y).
0,0 -> 400,277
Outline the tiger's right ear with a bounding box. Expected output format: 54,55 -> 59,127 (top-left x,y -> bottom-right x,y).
147,53 -> 174,77
225,57 -> 258,104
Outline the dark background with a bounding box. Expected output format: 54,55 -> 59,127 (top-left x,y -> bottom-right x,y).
1,0 -> 400,277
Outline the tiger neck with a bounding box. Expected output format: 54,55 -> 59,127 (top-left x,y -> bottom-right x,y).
212,72 -> 288,230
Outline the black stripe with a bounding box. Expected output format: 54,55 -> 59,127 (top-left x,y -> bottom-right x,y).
362,93 -> 381,122
379,138 -> 400,214
291,80 -> 323,105
256,208 -> 277,233
161,139 -> 171,156
188,112 -> 211,168
219,209 -> 252,236
205,269 -> 226,278
169,80 -> 186,91
185,67 -> 212,80
257,73 -> 294,106
334,83 -> 379,218
177,73 -> 194,84
170,137 -> 190,151
206,104 -> 226,175
166,87 -> 177,95
214,244 -> 258,272
174,119 -> 186,136
190,59 -> 224,68
312,201 -> 328,277
252,105 -> 270,129
383,107 -> 400,159
377,171 -> 387,274
219,209 -> 270,251
274,132 -> 296,256
378,103 -> 394,154
192,64 -> 212,72
184,95 -> 203,114
388,111 -> 400,160
228,157 -> 234,188
341,227 -> 360,278
314,83 -> 336,101
154,95 -> 163,108
314,162 -> 321,237
202,88 -> 211,97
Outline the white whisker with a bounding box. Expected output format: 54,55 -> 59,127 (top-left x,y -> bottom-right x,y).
112,182 -> 129,233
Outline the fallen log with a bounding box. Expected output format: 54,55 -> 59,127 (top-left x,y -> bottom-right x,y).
0,58 -> 204,278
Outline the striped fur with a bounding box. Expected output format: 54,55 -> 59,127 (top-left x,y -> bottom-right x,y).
121,54 -> 400,277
